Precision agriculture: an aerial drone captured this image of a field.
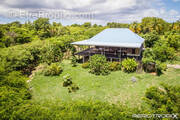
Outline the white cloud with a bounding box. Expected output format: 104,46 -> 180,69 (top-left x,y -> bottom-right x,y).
169,9 -> 179,16
0,0 -> 179,24
172,0 -> 180,2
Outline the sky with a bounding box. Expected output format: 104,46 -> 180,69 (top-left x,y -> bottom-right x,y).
0,0 -> 180,25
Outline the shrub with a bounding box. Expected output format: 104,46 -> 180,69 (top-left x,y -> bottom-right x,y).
89,54 -> 110,75
82,62 -> 89,69
0,66 -> 31,120
68,84 -> 79,93
63,74 -> 72,87
109,62 -> 121,71
0,47 -> 34,74
40,43 -> 64,65
12,100 -> 140,120
0,38 -> 71,75
71,56 -> 77,67
155,61 -> 167,76
142,33 -> 159,48
166,34 -> 180,51
122,58 -> 138,73
43,63 -> 63,76
144,84 -> 180,114
63,74 -> 79,93
153,40 -> 175,62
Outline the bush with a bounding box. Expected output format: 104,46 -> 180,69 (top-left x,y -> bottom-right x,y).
0,66 -> 31,120
109,62 -> 121,71
142,48 -> 156,72
142,33 -> 159,48
43,63 -> 63,76
122,58 -> 138,73
82,62 -> 89,69
166,34 -> 180,51
68,84 -> 79,93
62,74 -> 72,87
89,54 -> 110,75
155,61 -> 167,76
153,40 -> 175,62
0,38 -> 71,75
12,100 -> 140,120
40,43 -> 64,65
144,84 -> 180,114
63,74 -> 79,93
71,56 -> 77,67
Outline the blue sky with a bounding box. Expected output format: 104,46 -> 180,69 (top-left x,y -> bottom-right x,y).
0,0 -> 179,25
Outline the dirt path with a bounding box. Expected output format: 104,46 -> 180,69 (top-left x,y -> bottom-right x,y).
27,64 -> 45,83
167,64 -> 180,69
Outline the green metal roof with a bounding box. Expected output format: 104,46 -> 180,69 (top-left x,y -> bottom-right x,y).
71,28 -> 144,48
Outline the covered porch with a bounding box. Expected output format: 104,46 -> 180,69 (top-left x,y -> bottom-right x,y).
75,46 -> 142,63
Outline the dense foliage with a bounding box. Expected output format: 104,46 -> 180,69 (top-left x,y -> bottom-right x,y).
0,17 -> 179,119
71,56 -> 77,67
10,100 -> 141,120
144,84 -> 180,114
108,61 -> 122,71
89,54 -> 110,75
0,63 -> 31,120
142,32 -> 159,48
122,58 -> 138,73
43,63 -> 63,76
82,62 -> 89,69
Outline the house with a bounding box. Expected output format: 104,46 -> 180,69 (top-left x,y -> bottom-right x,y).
71,28 -> 144,62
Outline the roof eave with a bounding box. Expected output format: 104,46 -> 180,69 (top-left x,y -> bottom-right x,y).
71,43 -> 142,48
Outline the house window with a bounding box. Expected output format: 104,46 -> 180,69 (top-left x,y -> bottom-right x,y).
132,48 -> 135,54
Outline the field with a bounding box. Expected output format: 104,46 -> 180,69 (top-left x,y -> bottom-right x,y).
30,60 -> 180,108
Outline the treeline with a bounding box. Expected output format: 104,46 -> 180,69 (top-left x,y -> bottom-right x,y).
108,17 -> 180,34
0,17 -> 179,48
0,18 -> 104,48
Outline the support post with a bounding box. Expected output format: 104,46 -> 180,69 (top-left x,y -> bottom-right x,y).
83,56 -> 85,63
120,48 -> 121,61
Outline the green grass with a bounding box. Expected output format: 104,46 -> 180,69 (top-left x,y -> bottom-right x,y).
30,60 -> 180,108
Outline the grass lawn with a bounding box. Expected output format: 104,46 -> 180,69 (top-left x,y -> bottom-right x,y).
30,60 -> 180,108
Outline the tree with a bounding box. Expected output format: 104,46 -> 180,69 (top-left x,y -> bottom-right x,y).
0,28 -> 3,38
129,22 -> 138,33
89,54 -> 110,75
166,34 -> 180,51
141,17 -> 168,34
142,32 -> 159,48
49,26 -> 70,37
33,18 -> 50,31
82,22 -> 91,28
33,18 -> 50,38
8,21 -> 21,27
142,48 -> 156,72
0,28 -> 5,47
0,63 -> 31,120
153,40 -> 175,62
84,28 -> 103,38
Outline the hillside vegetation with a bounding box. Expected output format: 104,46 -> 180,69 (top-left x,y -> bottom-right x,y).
0,17 -> 180,119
